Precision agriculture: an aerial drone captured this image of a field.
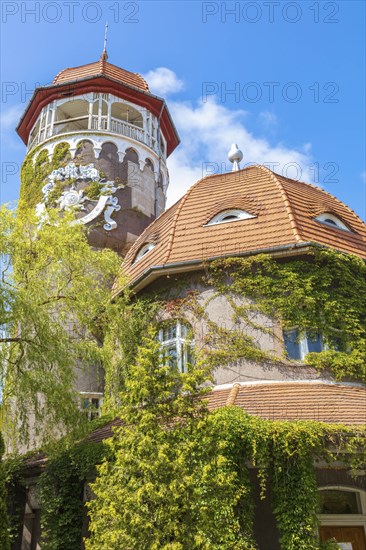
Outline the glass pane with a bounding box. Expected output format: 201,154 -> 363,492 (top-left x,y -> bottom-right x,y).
161,325 -> 176,342
180,323 -> 189,338
319,490 -> 360,514
283,330 -> 301,360
162,344 -> 178,368
307,333 -> 323,353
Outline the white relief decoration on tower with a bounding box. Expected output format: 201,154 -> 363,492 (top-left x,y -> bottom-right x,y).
35,162 -> 124,231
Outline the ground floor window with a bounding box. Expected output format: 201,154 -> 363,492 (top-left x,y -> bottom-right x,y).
318,488 -> 366,550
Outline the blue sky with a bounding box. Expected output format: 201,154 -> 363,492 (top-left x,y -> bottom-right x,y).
1,0 -> 365,218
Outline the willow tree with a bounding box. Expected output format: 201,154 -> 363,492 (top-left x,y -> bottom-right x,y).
0,206 -> 121,449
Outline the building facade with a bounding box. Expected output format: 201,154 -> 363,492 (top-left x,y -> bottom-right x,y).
11,53 -> 366,550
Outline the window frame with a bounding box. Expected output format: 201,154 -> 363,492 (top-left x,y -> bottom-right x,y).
80,392 -> 103,420
158,320 -> 194,373
318,487 -> 366,535
283,329 -> 325,361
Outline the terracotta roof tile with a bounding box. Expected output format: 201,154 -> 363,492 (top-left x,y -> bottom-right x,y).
208,382 -> 366,425
23,382 -> 365,470
53,59 -> 149,92
118,166 -> 366,292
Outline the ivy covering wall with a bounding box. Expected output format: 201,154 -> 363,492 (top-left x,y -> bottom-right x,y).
4,247 -> 365,549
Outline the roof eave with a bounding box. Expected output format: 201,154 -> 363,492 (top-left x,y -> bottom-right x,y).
114,241 -> 323,297
16,75 -> 180,154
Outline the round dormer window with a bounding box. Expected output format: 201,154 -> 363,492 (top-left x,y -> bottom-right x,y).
315,213 -> 351,232
206,209 -> 256,225
133,243 -> 155,263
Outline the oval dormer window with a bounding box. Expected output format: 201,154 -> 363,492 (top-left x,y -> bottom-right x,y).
133,243 -> 155,263
206,209 -> 256,226
315,213 -> 351,232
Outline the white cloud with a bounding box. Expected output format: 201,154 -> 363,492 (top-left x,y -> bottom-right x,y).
166,96 -> 313,207
258,111 -> 278,128
143,67 -> 184,96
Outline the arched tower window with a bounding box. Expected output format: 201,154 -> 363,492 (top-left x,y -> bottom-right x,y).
54,99 -> 89,134
111,103 -> 143,129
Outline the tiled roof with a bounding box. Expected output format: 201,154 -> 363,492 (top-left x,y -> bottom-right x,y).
53,58 -> 149,92
22,381 -> 365,470
119,166 -> 366,291
79,382 -> 366,443
207,381 -> 366,425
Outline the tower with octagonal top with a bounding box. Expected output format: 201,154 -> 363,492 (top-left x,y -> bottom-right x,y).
16,49 -> 180,254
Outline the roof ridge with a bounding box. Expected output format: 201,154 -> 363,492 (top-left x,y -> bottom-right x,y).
278,175 -> 366,229
225,383 -> 240,405
260,166 -> 302,243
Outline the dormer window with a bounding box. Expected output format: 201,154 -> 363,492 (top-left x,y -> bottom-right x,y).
133,243 -> 155,263
315,213 -> 351,232
206,209 -> 256,226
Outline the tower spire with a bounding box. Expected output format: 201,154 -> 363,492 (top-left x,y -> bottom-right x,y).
101,22 -> 109,61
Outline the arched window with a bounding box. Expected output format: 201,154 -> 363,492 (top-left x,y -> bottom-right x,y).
318,487 -> 366,547
206,209 -> 256,225
319,489 -> 363,515
54,99 -> 89,134
315,213 -> 351,232
158,320 -> 194,373
111,102 -> 143,128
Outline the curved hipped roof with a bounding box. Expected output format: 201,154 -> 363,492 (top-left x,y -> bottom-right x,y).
16,59 -> 180,157
52,59 -> 149,91
116,165 -> 366,295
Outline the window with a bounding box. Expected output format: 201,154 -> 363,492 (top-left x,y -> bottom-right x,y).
80,393 -> 103,420
283,329 -> 324,360
133,243 -> 155,263
315,213 -> 351,232
206,209 -> 256,226
319,490 -> 362,515
158,320 -> 194,373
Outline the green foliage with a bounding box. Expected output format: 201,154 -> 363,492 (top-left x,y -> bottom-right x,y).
87,334 -> 254,550
84,181 -> 104,200
19,147 -> 50,211
0,433 -> 11,550
207,248 -> 366,382
0,206 -> 121,448
19,142 -> 71,211
38,441 -> 105,550
51,142 -> 71,168
210,409 -> 366,550
102,297 -> 160,415
3,454 -> 28,547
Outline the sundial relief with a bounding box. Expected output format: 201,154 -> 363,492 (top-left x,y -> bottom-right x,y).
36,162 -> 123,231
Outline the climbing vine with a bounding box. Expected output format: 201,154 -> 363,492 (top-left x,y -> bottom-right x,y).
201,248 -> 366,382
38,441 -> 106,550
19,142 -> 71,211
0,433 -> 10,550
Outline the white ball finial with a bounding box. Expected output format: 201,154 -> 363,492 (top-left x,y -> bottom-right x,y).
228,144 -> 243,171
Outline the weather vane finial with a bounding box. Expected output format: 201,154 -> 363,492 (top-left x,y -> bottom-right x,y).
101,22 -> 109,61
